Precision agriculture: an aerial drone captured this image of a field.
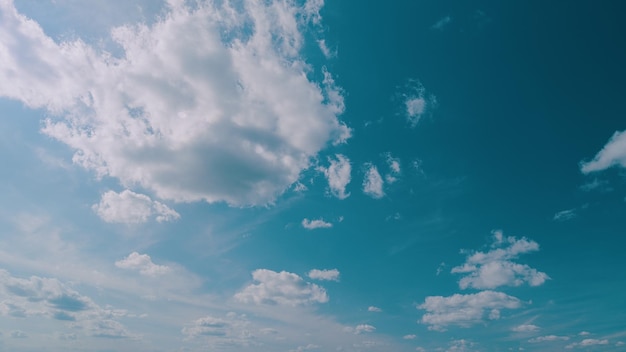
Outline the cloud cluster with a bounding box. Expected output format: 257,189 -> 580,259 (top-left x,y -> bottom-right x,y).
451,231 -> 549,290
0,0 -> 350,207
115,252 -> 171,276
235,269 -> 328,306
419,290 -> 521,331
93,190 -> 180,223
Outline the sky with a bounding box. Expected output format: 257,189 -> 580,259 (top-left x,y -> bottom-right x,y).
0,0 -> 625,351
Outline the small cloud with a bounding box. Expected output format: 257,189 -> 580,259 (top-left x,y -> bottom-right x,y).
384,153 -> 401,184
566,339 -> 609,349
293,182 -> 308,192
403,334 -> 416,340
308,269 -> 340,282
367,306 -> 382,312
319,154 -> 352,199
317,39 -> 335,58
512,324 -> 540,332
580,130 -> 626,173
400,80 -> 436,128
235,269 -> 328,306
92,190 -> 180,224
616,341 -> 625,346
553,209 -> 576,222
302,218 -> 332,230
363,163 -> 384,199
436,262 -> 446,276
354,324 -> 376,334
431,16 -> 452,30
579,331 -> 591,336
529,335 -> 570,343
579,178 -> 611,192
115,252 -> 171,276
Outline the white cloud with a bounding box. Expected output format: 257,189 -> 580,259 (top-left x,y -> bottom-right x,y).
319,154 -> 351,199
115,252 -> 171,276
363,163 -> 384,199
401,80 -> 436,128
92,189 -> 180,224
0,0 -> 350,207
384,153 -> 401,184
579,331 -> 591,336
566,339 -> 609,349
418,290 -> 522,331
581,130 -> 626,173
317,39 -> 334,58
302,218 -> 333,230
353,324 -> 376,334
235,269 -> 328,306
403,334 -> 416,340
432,16 -> 452,30
182,312 -> 254,347
553,208 -> 576,222
308,269 -> 340,282
512,324 -> 540,332
451,231 -> 549,290
529,335 -> 570,343
367,306 -> 382,312
617,341 -> 625,346
290,344 -> 321,352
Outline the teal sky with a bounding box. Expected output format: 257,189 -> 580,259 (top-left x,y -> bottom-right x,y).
1,0 -> 625,351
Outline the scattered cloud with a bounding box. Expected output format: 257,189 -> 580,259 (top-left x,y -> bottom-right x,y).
418,290 -> 522,331
384,153 -> 401,184
319,154 -> 352,199
302,218 -> 333,230
0,0 -> 350,207
400,80 -> 436,128
553,208 -> 576,222
403,334 -> 416,340
581,130 -> 626,173
579,331 -> 591,336
367,306 -> 382,312
451,231 -> 549,290
363,163 -> 384,199
512,324 -> 540,332
566,339 -> 609,349
529,335 -> 570,343
92,190 -> 180,224
115,252 -> 171,276
353,324 -> 376,334
431,16 -> 452,30
235,269 -> 328,306
308,269 -> 340,282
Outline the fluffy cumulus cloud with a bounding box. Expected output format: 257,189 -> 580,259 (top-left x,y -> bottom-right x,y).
580,130 -> 626,173
235,269 -> 328,306
566,339 -> 609,349
0,0 -> 350,207
308,269 -> 340,281
451,231 -> 549,290
0,269 -> 132,338
115,252 -> 171,276
363,163 -> 384,199
318,154 -> 351,199
302,218 -> 332,230
418,290 -> 522,331
92,190 -> 180,223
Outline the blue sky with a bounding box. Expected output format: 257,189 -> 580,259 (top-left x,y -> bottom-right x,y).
1,0 -> 625,351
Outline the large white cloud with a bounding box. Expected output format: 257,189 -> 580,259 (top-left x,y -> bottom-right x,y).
93,190 -> 180,223
115,252 -> 171,276
418,290 -> 522,331
0,0 -> 350,206
580,130 -> 626,173
451,231 -> 549,290
235,269 -> 328,306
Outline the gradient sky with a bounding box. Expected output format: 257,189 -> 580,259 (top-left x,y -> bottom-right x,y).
1,0 -> 626,351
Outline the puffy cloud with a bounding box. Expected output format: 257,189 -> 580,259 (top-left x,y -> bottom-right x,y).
566,339 -> 609,349
308,269 -> 340,282
319,154 -> 351,199
529,335 -> 570,343
92,190 -> 180,224
362,164 -> 384,199
367,306 -> 382,312
115,252 -> 171,276
512,324 -> 540,332
418,290 -> 522,331
384,153 -> 401,184
302,218 -> 332,230
553,209 -> 576,222
451,231 -> 549,290
0,0 -> 350,207
580,130 -> 626,173
235,269 -> 328,306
